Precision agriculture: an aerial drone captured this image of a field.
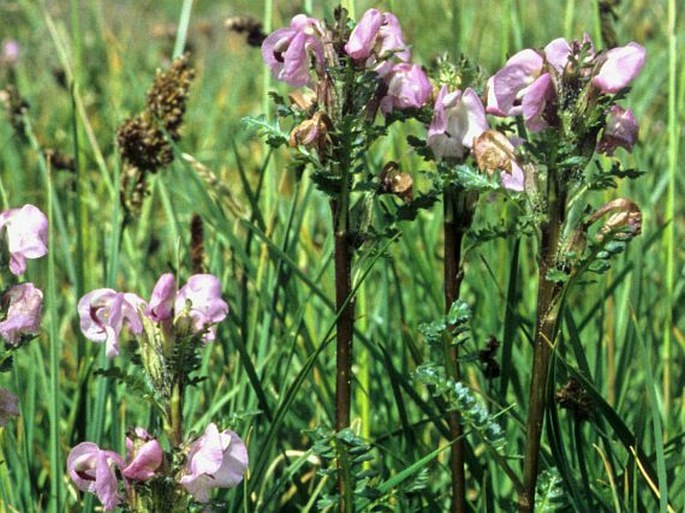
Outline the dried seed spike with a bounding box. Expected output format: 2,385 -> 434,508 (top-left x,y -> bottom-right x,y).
145,53 -> 195,140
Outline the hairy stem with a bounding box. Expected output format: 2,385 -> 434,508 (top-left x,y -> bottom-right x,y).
518,179 -> 566,513
443,187 -> 473,513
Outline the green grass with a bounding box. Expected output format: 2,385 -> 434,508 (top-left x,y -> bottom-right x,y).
0,0 -> 683,512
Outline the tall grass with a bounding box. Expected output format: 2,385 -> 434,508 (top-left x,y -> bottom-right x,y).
0,0 -> 682,512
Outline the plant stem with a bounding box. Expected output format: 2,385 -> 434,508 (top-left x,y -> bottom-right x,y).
518,177 -> 566,513
443,187 -> 472,513
333,158 -> 354,513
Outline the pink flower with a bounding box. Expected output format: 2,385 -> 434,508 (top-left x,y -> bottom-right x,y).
1,40 -> 20,65
344,9 -> 409,77
122,427 -> 163,481
486,38 -> 569,132
592,43 -> 646,94
0,282 -> 43,345
261,14 -> 325,87
78,289 -> 146,358
427,86 -> 488,160
145,273 -> 176,322
597,105 -> 639,155
67,442 -> 125,512
179,423 -> 248,503
0,204 -> 48,276
0,388 -> 19,426
175,275 -> 229,342
521,72 -> 556,132
379,63 -> 432,114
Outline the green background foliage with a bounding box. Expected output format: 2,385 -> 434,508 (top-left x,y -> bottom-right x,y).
0,0 -> 682,511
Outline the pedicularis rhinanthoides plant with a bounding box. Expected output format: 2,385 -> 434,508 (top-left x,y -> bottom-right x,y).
0,204 -> 48,423
258,6 -> 647,512
67,274 -> 248,512
255,8 -> 435,511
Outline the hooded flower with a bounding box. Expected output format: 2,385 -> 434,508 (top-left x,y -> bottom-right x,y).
145,272 -> 176,322
486,36 -> 645,133
344,9 -> 409,77
427,86 -> 488,160
261,14 -> 325,87
379,63 -> 432,114
592,43 -> 646,94
485,38 -> 570,132
67,442 -> 125,512
122,427 -> 164,481
179,423 -> 248,503
0,282 -> 43,345
175,274 -> 229,342
0,388 -> 19,426
0,204 -> 48,276
78,289 -> 146,358
597,105 -> 639,155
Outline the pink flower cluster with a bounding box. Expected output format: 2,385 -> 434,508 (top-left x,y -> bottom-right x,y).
67,424 -> 248,510
261,9 -> 432,115
78,273 -> 228,359
485,36 -> 644,153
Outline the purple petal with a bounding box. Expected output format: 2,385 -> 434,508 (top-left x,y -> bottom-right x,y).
380,63 -> 432,114
261,15 -> 325,87
179,423 -> 248,502
0,282 -> 43,345
427,86 -> 488,160
592,43 -> 645,93
123,438 -> 163,481
67,442 -> 124,512
597,105 -> 639,155
486,49 -> 544,117
146,273 -> 176,322
522,73 -> 555,132
0,204 -> 48,276
501,160 -> 525,192
543,37 -> 572,73
175,274 -> 228,342
344,9 -> 383,60
78,289 -> 146,358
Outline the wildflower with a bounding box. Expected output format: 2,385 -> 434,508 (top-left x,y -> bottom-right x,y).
179,423 -> 248,503
0,204 -> 48,276
427,86 -> 488,160
122,428 -> 164,481
78,289 -> 146,359
145,272 -> 176,322
344,9 -> 409,77
379,63 -> 432,114
0,388 -> 19,426
591,43 -> 646,94
174,274 -> 229,342
261,14 -> 326,87
67,442 -> 125,512
486,36 -> 645,132
596,105 -> 639,155
0,282 -> 43,345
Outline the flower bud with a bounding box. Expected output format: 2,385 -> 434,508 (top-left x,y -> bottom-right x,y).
597,105 -> 638,156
